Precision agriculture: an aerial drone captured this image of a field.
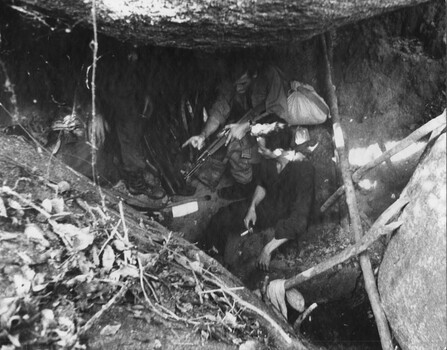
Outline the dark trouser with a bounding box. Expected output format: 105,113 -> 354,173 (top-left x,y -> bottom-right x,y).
116,114 -> 146,172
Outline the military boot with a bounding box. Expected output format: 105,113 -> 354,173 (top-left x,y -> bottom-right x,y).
126,170 -> 166,199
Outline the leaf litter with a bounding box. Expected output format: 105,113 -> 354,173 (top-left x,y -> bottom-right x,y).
0,169 -> 267,349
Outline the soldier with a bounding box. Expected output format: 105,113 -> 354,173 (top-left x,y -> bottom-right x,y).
183,61 -> 289,200
201,123 -> 315,271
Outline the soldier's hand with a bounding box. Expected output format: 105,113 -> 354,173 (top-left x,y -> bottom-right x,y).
88,113 -> 108,148
182,134 -> 205,150
244,207 -> 257,229
224,121 -> 250,146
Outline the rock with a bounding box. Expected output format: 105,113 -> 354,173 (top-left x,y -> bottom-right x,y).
11,0 -> 430,49
378,133 -> 446,350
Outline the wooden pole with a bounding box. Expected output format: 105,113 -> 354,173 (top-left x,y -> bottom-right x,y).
352,110 -> 446,182
320,32 -> 394,350
285,197 -> 408,289
285,221 -> 401,289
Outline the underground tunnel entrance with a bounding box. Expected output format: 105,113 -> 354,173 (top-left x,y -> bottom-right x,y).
0,1 -> 445,349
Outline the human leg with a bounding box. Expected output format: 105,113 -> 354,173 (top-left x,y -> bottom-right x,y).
116,114 -> 165,199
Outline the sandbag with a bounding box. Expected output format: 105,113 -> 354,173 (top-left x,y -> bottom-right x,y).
285,81 -> 329,125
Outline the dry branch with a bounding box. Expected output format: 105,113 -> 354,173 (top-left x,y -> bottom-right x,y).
79,283 -> 129,335
293,303 -> 318,332
296,194 -> 407,285
352,110 -> 446,183
284,221 -> 401,290
320,185 -> 345,213
285,196 -> 409,290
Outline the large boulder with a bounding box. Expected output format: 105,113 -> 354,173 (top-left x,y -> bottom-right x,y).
378,132 -> 446,350
4,0 -> 431,49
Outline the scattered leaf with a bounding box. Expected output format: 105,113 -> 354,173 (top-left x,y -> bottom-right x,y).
72,226 -> 94,251
102,245 -> 115,272
57,181 -> 71,193
100,324 -> 121,336
154,339 -> 162,349
41,198 -> 53,213
118,265 -> 139,278
239,340 -> 259,350
222,312 -> 238,327
0,298 -> 18,329
200,330 -> 210,341
16,252 -> 34,265
174,255 -> 203,274
137,252 -> 158,268
51,197 -> 65,214
203,314 -> 217,322
91,245 -> 100,266
14,274 -> 32,297
0,197 -> 7,217
113,239 -> 126,251
189,261 -> 203,274
51,222 -> 78,248
24,224 -> 50,247
41,309 -> 56,331
76,252 -> 94,274
176,302 -> 193,313
110,265 -> 139,281
0,232 -> 18,241
8,199 -> 22,211
32,273 -> 48,292
65,273 -> 93,287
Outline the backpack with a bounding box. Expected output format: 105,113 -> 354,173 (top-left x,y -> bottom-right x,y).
285,81 -> 330,125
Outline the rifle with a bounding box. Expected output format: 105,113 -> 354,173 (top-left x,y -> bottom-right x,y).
184,109 -> 267,181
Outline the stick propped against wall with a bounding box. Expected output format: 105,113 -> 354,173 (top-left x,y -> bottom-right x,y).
320,32 -> 394,350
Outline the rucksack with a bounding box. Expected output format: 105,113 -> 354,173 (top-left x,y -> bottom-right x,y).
285,81 -> 330,125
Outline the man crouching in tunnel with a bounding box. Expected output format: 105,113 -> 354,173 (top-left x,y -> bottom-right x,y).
201,122 -> 315,271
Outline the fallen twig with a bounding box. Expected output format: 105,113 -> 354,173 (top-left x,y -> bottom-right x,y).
79,282 -> 129,335
293,303 -> 318,332
98,219 -> 122,255
199,287 -> 244,295
320,185 -> 345,213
